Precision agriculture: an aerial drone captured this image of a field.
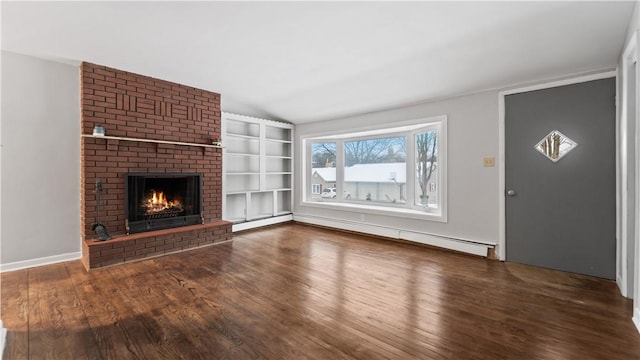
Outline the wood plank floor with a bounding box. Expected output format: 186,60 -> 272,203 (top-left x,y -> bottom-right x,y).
3,222 -> 640,359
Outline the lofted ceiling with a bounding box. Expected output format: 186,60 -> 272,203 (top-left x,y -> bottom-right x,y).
1,1 -> 635,124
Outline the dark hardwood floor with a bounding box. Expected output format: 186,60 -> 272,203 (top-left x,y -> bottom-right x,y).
3,222 -> 640,359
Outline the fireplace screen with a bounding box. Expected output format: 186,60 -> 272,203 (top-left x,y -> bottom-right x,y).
126,173 -> 202,234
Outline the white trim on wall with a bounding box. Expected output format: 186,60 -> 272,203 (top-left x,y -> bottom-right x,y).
0,251 -> 81,273
293,213 -> 494,257
232,214 -> 293,232
0,320 -> 6,360
629,30 -> 640,334
497,70 -> 617,261
620,31 -> 639,299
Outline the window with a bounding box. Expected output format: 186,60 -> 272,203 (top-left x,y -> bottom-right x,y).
310,142 -> 336,200
303,116 -> 447,221
415,129 -> 439,209
344,136 -> 406,203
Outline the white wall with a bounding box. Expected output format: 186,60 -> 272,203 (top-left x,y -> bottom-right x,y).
624,2 -> 639,47
0,51 -> 81,270
294,91 -> 499,249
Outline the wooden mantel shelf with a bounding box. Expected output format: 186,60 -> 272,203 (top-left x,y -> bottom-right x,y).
81,134 -> 223,149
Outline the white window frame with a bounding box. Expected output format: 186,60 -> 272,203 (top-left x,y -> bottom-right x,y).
302,116 -> 447,222
311,184 -> 321,195
411,124 -> 444,212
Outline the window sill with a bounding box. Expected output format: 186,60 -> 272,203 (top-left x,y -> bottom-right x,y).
300,200 -> 447,223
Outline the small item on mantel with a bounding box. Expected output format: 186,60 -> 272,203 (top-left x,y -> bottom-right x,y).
211,136 -> 222,147
93,124 -> 106,136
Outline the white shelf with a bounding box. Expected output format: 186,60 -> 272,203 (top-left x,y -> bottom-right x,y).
225,118 -> 260,137
224,193 -> 247,223
226,152 -> 260,157
276,190 -> 292,215
227,133 -> 259,140
81,134 -> 223,149
266,138 -> 292,144
222,112 -> 293,229
228,152 -> 260,156
227,188 -> 291,194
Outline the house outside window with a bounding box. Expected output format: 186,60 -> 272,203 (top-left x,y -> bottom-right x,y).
343,136 -> 406,203
303,116 -> 447,222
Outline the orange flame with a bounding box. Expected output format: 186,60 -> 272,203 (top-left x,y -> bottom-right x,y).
150,190 -> 166,205
145,190 -> 182,214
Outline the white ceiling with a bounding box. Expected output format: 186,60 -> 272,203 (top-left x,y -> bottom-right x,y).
1,1 -> 635,124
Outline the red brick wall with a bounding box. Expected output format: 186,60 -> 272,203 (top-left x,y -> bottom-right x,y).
80,62 -> 222,239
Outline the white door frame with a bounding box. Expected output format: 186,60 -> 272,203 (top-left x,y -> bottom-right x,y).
619,32 -> 639,300
497,70 -> 618,262
622,30 -> 640,331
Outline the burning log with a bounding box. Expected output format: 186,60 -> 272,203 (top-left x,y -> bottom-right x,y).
141,190 -> 184,218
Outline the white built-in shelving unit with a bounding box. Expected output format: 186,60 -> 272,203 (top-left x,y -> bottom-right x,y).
222,112 -> 293,231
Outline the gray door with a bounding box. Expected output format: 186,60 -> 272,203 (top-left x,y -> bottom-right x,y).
505,78 -> 616,279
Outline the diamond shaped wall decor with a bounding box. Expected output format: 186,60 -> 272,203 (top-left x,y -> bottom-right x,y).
534,130 -> 577,162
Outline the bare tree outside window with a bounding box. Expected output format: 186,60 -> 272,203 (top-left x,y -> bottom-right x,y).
415,130 -> 438,207
312,142 -> 336,167
344,137 -> 405,166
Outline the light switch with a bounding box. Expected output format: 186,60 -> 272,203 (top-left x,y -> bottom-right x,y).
483,157 -> 495,167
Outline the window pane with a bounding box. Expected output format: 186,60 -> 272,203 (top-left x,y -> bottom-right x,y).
311,142 -> 336,201
415,130 -> 438,208
343,136 -> 406,203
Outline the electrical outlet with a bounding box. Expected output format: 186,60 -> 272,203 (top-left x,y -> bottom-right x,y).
483,157 -> 495,167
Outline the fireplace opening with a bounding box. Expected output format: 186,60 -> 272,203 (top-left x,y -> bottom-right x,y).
126,173 -> 202,234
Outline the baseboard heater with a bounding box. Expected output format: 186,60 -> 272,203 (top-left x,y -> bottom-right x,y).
293,214 -> 495,257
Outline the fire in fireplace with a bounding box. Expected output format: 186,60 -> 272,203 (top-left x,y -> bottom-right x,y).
126,173 -> 202,234
143,190 -> 184,218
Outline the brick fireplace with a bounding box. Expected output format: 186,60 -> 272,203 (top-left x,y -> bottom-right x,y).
80,62 -> 231,270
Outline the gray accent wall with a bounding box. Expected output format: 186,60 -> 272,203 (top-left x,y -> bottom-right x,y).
1,51 -> 80,266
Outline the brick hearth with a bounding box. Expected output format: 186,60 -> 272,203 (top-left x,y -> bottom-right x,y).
82,221 -> 231,269
80,62 -> 231,270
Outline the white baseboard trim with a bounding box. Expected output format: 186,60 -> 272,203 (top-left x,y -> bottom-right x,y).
633,308 -> 640,334
293,214 -> 492,257
232,214 -> 293,232
399,230 -> 489,257
616,274 -> 630,298
0,251 -> 81,273
0,320 -> 5,360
